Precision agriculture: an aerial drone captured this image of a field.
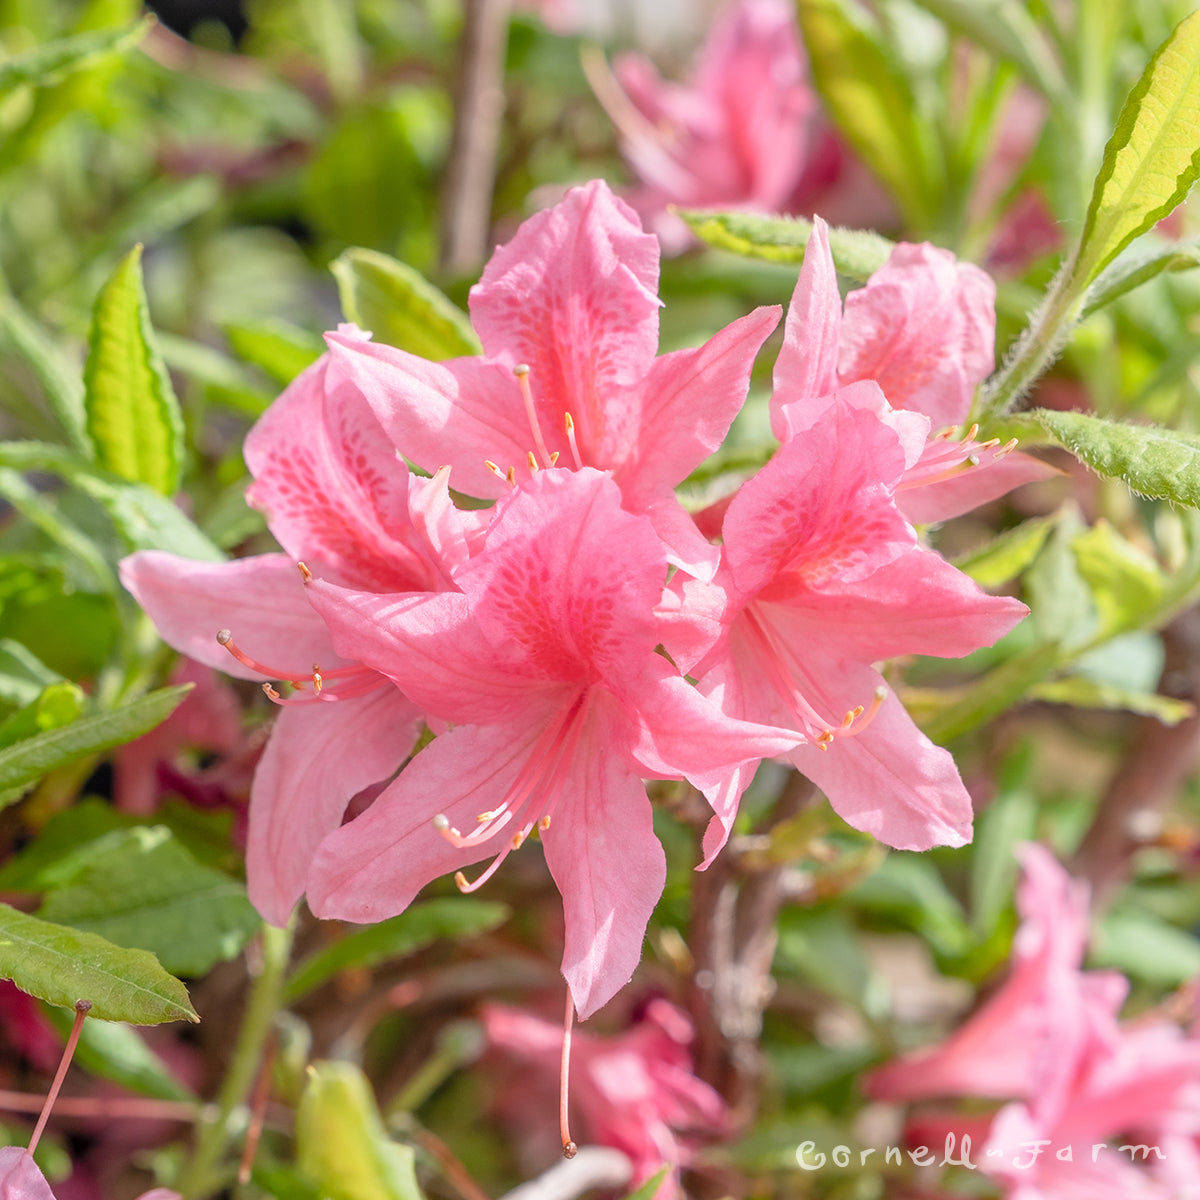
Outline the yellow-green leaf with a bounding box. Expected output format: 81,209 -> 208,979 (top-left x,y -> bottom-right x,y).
1077,7 -> 1200,282
331,248 -> 480,360
83,245 -> 184,495
795,0 -> 938,227
297,1062 -> 422,1200
676,209 -> 894,279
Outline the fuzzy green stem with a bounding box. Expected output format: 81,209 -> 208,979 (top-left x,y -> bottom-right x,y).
978,251 -> 1089,421
177,922 -> 293,1199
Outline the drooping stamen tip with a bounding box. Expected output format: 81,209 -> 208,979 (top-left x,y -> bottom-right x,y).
297,561 -> 312,582
539,815 -> 551,831
216,629 -> 232,646
74,999 -> 92,1015
563,1141 -> 578,1159
453,870 -> 469,892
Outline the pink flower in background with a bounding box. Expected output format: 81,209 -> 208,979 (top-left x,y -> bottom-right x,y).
305,469 -> 798,1018
775,218 -> 1055,523
120,345 -> 483,926
588,0 -> 892,251
0,1149 -> 178,1200
113,659 -> 242,816
483,999 -> 726,1197
663,396 -> 1027,861
867,843 -> 1106,1105
326,179 -> 778,579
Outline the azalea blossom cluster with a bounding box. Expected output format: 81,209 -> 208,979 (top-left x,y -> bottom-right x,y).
868,846 -> 1200,1200
122,179 -> 1034,1022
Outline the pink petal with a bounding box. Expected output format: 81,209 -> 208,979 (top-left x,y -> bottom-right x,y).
786,660 -> 973,850
244,355 -> 433,591
639,495 -> 721,581
324,332 -> 527,500
460,469 -> 667,681
306,715 -> 556,922
770,216 -> 841,439
897,447 -> 1060,525
613,306 -> 780,498
246,686 -> 422,926
119,552 -> 349,681
541,700 -> 667,1019
303,583 -> 529,725
722,402 -> 914,600
759,548 -> 1028,663
839,243 -> 996,430
0,1150 -> 55,1200
469,183 -> 662,468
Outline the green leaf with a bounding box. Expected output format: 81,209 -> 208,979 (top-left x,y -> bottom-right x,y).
0,442 -> 222,561
623,1169 -> 670,1200
795,0 -> 938,227
0,684 -> 191,800
1034,409 -> 1200,508
38,826 -> 260,977
0,902 -> 196,1024
296,1061 -> 423,1200
223,319 -> 324,386
0,799 -> 131,892
1076,7 -> 1200,282
0,682 -> 86,752
0,640 -> 64,711
970,746 -> 1037,937
1083,235 -> 1200,317
0,299 -> 89,456
849,853 -> 970,956
953,516 -> 1057,587
46,1006 -> 196,1101
677,210 -> 894,279
83,245 -> 184,495
331,248 -> 481,359
0,19 -> 149,92
285,898 -> 510,1001
1092,906 -> 1200,986
918,640 -> 1062,743
1072,520 -> 1166,637
907,0 -> 1066,101
1029,675 -> 1192,723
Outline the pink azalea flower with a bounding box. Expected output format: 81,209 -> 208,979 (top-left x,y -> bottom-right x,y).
662,395 -> 1027,861
596,0 -> 814,251
775,218 -> 1055,523
324,179 -> 779,579
483,999 -> 726,1198
120,346 -> 482,925
0,1149 -> 178,1200
304,468 -> 799,1018
866,843 -> 1110,1105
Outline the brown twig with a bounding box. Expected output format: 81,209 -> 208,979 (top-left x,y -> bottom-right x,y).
413,1126 -> 495,1200
440,0 -> 512,274
689,773 -> 818,1115
1072,605 -> 1200,906
0,1089 -> 201,1121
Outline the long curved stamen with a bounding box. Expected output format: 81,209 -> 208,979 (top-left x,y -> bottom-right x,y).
561,991 -> 577,1159
449,693 -> 590,892
514,365 -> 556,470
219,630 -> 382,707
28,1000 -> 90,1157
745,608 -> 885,749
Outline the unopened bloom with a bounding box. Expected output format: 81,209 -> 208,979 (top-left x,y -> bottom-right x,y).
774,218 -> 1054,523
